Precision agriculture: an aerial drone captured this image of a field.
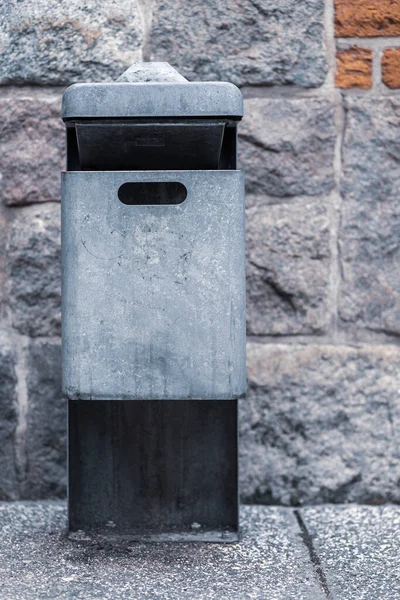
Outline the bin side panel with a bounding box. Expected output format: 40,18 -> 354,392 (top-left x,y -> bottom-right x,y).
68,399 -> 238,536
62,171 -> 245,401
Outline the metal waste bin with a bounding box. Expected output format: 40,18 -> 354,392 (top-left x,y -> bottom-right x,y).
61,63 -> 245,542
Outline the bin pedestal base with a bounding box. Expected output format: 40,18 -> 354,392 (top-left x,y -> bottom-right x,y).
68,399 -> 238,542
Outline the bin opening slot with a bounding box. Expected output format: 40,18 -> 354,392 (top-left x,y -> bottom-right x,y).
66,119 -> 237,171
118,181 -> 187,205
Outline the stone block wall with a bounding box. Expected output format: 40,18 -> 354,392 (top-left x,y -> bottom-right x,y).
0,0 -> 399,505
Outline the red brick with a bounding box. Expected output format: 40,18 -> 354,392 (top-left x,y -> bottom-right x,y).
335,46 -> 373,89
335,0 -> 400,37
382,48 -> 400,88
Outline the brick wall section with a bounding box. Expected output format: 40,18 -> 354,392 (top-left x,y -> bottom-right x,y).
335,0 -> 400,89
0,0 -> 400,506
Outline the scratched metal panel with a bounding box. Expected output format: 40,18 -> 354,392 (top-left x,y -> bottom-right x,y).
62,170 -> 245,401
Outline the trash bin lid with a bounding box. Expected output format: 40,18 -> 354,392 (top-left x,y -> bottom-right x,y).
62,82 -> 243,120
62,63 -> 243,120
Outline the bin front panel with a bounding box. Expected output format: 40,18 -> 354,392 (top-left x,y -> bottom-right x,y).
62,170 -> 245,401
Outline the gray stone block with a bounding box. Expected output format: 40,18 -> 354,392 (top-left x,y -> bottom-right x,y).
300,505 -> 400,600
0,1 -> 143,84
0,502 -> 324,599
339,97 -> 400,335
246,200 -> 331,335
0,92 -> 64,206
22,339 -> 65,499
240,343 -> 400,505
0,333 -> 18,500
7,203 -> 61,337
239,98 -> 336,197
1,501 -> 399,600
149,0 -> 327,87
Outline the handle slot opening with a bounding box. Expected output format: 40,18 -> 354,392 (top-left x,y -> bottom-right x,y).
118,181 -> 187,205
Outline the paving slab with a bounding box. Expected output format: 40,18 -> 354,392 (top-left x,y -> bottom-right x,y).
300,505 -> 400,600
0,502 -> 322,600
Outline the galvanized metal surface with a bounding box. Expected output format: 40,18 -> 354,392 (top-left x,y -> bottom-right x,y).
117,62 -> 188,83
68,399 -> 238,539
61,82 -> 243,120
62,170 -> 246,401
